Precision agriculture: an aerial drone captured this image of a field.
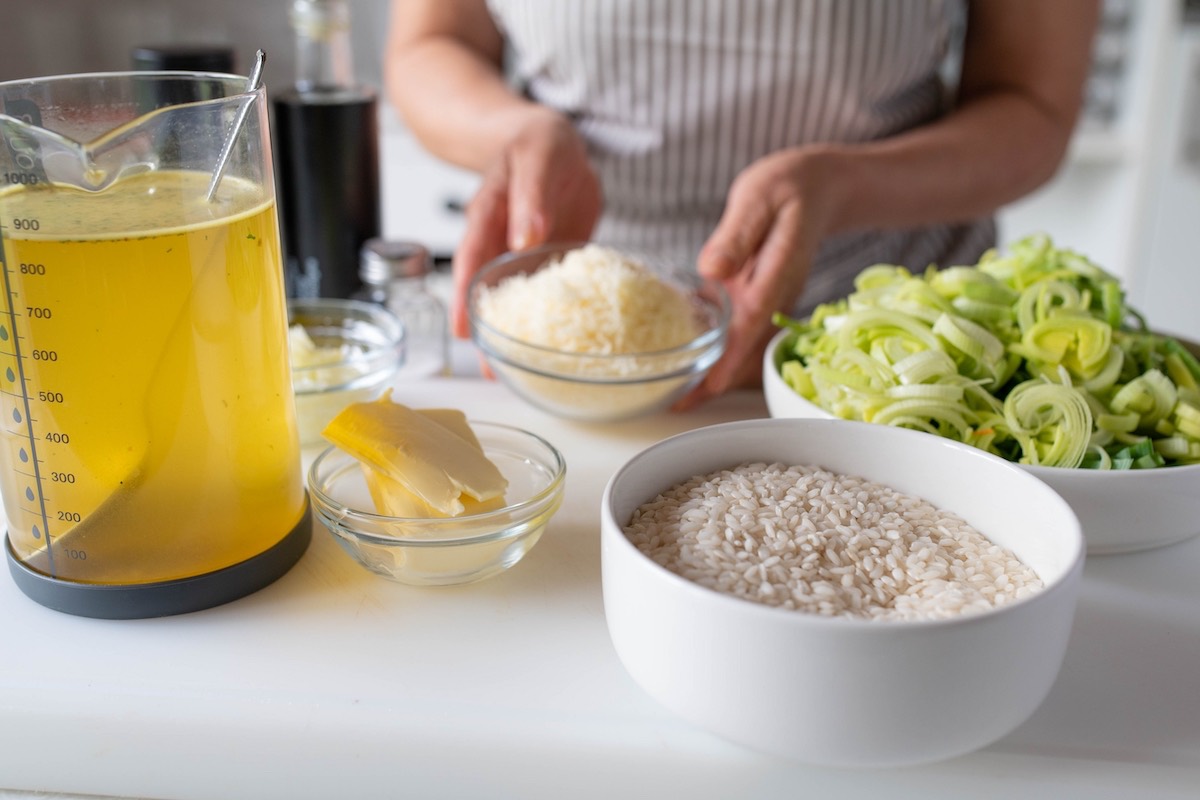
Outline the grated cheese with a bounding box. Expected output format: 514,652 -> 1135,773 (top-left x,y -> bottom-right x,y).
476,244 -> 701,358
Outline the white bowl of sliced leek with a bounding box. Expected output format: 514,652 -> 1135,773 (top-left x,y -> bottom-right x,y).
763,235 -> 1200,555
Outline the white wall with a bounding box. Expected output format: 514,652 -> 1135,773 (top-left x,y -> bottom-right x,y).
1132,22 -> 1200,341
0,0 -> 389,99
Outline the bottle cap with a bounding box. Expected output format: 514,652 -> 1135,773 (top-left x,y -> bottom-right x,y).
360,239 -> 432,285
131,44 -> 236,73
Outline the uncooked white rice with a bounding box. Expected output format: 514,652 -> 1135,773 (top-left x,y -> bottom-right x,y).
623,462 -> 1043,621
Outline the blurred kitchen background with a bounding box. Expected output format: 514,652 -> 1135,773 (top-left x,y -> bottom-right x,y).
1,0 -> 1197,339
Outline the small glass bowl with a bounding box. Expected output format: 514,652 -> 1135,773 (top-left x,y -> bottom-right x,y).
287,298 -> 405,446
468,242 -> 730,422
308,422 -> 567,586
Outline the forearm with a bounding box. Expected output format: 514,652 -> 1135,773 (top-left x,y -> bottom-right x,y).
385,0 -> 566,173
813,0 -> 1098,239
386,41 -> 530,171
814,92 -> 1077,237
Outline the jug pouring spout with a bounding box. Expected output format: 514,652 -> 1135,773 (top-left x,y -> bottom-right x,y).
1,108 -> 152,193
1,72 -> 264,195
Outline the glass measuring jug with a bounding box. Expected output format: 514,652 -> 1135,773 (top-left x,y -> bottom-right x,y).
0,69 -> 310,618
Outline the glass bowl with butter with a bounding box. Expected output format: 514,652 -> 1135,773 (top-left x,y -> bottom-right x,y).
308,396 -> 567,586
288,298 -> 405,446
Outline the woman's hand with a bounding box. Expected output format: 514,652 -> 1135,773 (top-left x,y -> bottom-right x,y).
678,0 -> 1099,411
385,0 -> 601,339
450,109 -> 602,338
678,147 -> 839,409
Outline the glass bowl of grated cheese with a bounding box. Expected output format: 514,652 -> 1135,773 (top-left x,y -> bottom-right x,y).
468,242 -> 731,422
288,298 -> 405,446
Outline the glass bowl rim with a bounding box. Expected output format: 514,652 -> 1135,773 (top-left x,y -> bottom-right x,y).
466,241 -> 732,371
307,421 -> 568,546
288,297 -> 405,394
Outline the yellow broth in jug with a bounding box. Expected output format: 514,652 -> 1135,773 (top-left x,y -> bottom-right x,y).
0,170 -> 305,584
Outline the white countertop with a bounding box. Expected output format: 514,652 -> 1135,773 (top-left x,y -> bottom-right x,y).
2,376 -> 1199,800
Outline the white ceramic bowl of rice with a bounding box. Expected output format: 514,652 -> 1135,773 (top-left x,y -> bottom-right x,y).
600,417 -> 1084,768
468,242 -> 729,422
763,326 -> 1200,555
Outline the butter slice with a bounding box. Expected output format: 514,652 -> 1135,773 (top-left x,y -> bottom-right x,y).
363,466 -> 507,518
415,408 -> 485,451
322,391 -> 508,516
362,407 -> 506,517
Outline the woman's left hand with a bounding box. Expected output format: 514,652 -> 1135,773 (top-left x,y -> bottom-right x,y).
676,146 -> 839,410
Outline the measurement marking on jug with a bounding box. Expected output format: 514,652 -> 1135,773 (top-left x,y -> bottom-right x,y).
0,214 -> 57,574
2,173 -> 41,187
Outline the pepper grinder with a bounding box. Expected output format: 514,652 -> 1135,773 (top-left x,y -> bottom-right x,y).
360,239 -> 449,378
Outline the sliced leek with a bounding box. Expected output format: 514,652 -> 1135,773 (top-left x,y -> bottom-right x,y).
774,234 -> 1200,469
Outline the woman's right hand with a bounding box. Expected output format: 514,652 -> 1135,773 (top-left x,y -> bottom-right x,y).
450,108 -> 602,338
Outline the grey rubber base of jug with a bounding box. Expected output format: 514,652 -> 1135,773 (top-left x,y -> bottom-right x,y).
4,495 -> 312,619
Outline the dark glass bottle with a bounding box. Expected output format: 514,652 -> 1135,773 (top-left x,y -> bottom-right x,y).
273,0 -> 381,299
